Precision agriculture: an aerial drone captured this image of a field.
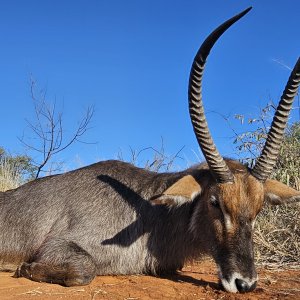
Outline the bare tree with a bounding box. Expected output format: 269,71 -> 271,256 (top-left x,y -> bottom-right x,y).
19,78 -> 94,178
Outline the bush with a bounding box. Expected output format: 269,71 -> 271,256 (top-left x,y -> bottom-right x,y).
0,148 -> 35,191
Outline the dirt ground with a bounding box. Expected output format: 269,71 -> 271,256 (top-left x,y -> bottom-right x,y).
0,260 -> 299,300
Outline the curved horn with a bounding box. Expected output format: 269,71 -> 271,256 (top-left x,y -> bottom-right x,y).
251,58 -> 300,182
188,7 -> 252,183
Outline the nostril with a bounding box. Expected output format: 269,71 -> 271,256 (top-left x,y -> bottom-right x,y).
235,278 -> 248,293
235,278 -> 257,293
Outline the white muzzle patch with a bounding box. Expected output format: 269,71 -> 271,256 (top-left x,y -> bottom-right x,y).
218,269 -> 257,293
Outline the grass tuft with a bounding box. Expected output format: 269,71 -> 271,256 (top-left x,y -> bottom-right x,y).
0,158 -> 23,192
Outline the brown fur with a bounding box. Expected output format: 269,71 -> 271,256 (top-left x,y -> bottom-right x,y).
151,175 -> 202,205
217,174 -> 264,223
264,179 -> 300,204
163,175 -> 202,199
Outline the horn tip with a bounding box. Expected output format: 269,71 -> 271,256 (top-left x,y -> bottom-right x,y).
240,7 -> 253,17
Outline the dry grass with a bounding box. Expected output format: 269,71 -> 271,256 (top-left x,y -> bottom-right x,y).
0,158 -> 23,192
255,203 -> 300,268
254,123 -> 300,268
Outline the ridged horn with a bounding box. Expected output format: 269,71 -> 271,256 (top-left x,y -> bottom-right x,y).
251,57 -> 300,182
188,7 -> 252,183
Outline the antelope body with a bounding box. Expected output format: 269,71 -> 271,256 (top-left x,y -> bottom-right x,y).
1,7 -> 300,293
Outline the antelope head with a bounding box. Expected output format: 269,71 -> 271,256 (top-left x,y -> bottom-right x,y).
154,7 -> 300,293
189,7 -> 300,293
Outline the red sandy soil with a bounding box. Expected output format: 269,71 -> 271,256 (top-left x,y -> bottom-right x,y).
0,260 -> 299,300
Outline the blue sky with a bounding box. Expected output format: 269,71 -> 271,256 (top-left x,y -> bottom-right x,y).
0,0 -> 299,172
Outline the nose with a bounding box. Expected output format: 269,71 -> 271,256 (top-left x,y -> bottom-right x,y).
235,278 -> 257,293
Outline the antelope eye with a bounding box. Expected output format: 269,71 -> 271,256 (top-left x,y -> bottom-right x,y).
210,196 -> 220,208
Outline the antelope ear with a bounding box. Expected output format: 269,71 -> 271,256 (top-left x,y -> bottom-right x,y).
264,179 -> 300,205
150,175 -> 202,206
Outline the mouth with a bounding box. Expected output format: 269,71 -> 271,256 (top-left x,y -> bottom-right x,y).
218,269 -> 257,293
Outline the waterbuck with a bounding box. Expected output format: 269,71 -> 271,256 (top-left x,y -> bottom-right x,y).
1,7 -> 299,293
